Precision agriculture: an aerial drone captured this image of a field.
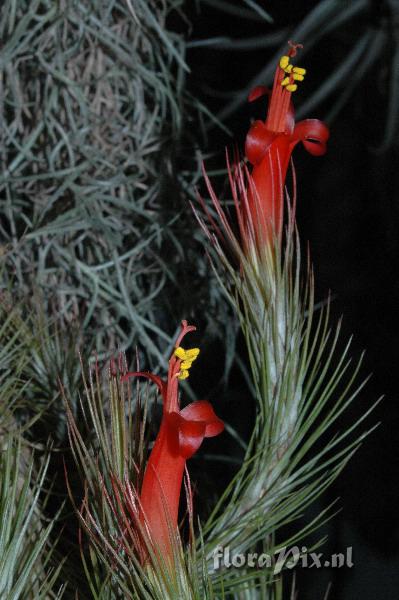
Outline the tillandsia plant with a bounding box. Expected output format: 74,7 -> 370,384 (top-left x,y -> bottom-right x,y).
0,2 -> 381,595
66,321 -> 224,598
64,42 -> 377,600
194,42 -> 376,595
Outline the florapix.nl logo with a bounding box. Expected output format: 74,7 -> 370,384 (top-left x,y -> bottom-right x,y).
212,545 -> 354,575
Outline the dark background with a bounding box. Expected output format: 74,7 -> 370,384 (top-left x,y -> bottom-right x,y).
184,1 -> 399,598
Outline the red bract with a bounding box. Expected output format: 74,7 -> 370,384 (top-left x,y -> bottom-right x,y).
245,41 -> 329,245
122,320 -> 224,558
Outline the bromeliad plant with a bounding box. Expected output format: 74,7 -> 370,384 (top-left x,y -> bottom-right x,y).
65,42 -> 375,599
194,42 -> 376,594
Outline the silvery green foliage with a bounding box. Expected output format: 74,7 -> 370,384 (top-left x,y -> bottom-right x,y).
195,161 -> 377,597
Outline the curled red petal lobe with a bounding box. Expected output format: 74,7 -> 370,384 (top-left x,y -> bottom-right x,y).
245,120 -> 277,166
166,401 -> 224,459
166,412 -> 206,459
180,400 -> 224,438
248,85 -> 269,102
178,418 -> 206,459
293,119 -> 330,156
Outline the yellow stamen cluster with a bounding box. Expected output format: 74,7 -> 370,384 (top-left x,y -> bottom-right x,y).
279,55 -> 306,93
174,347 -> 200,380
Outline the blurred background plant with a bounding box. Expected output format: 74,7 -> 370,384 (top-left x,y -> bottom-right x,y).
0,0 -> 234,371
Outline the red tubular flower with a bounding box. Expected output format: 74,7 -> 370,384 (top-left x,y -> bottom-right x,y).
245,41 -> 330,245
122,320 -> 224,558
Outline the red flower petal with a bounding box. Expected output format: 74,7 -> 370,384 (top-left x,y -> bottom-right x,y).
166,401 -> 224,459
166,412 -> 206,459
178,419 -> 206,459
180,400 -> 224,438
245,120 -> 277,166
293,119 -> 330,156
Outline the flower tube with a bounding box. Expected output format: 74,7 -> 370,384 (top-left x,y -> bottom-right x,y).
245,41 -> 329,246
122,320 -> 224,558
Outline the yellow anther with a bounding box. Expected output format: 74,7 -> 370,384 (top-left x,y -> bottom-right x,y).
284,64 -> 293,74
281,76 -> 291,87
174,347 -> 187,360
185,348 -> 200,359
279,55 -> 290,70
293,66 -> 306,75
174,346 -> 200,361
181,360 -> 194,369
174,347 -> 200,380
293,73 -> 304,81
286,84 -> 298,92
